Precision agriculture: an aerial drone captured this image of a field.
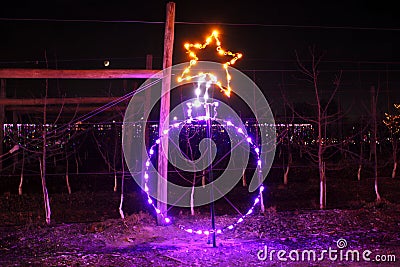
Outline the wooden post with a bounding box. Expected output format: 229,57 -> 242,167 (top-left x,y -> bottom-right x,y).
157,2 -> 175,225
0,96 -> 135,105
0,68 -> 161,79
0,79 -> 5,171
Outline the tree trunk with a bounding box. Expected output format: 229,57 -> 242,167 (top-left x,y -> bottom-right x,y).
242,172 -> 247,187
357,164 -> 362,181
113,123 -> 118,192
18,151 -> 25,195
371,86 -> 381,202
392,162 -> 397,179
317,83 -> 326,209
39,157 -> 51,225
358,136 -> 363,181
392,139 -> 397,179
284,152 -> 292,185
75,150 -> 79,175
190,183 -> 195,216
190,166 -> 196,215
119,148 -> 125,219
284,165 -> 290,185
38,54 -> 51,225
40,66 -> 51,225
66,158 -> 71,194
318,118 -> 325,209
319,161 -> 326,209
114,173 -> 117,192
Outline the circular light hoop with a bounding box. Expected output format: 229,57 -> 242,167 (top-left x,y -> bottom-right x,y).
143,117 -> 266,234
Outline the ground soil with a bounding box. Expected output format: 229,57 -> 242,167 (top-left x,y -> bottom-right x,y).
0,177 -> 399,266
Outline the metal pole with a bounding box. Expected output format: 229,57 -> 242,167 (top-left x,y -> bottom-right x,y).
205,103 -> 216,247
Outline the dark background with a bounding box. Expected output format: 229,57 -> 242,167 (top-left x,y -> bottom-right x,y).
0,1 -> 399,120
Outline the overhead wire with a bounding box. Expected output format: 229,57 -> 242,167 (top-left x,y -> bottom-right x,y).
0,17 -> 399,32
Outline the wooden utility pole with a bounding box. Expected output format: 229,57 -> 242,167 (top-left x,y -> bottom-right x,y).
157,2 -> 175,225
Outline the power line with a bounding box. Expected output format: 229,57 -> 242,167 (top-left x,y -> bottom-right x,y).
0,17 -> 399,32
2,58 -> 400,65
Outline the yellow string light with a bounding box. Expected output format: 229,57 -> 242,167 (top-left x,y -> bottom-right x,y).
384,104 -> 400,134
178,30 -> 243,97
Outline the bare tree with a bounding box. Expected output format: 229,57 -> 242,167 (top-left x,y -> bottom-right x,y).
40,69 -> 51,224
383,104 -> 400,179
290,47 -> 342,209
370,86 -> 381,202
39,51 -> 51,225
3,82 -> 85,225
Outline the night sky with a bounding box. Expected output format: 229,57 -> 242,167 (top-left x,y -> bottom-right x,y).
0,0 -> 399,121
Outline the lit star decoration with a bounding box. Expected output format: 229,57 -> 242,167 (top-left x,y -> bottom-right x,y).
142,112 -> 265,235
177,30 -> 243,98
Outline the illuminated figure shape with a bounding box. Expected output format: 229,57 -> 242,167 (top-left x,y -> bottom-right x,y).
178,30 -> 243,98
